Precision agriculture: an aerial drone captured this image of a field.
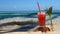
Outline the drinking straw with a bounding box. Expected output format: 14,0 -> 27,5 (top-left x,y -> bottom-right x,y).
37,1 -> 41,13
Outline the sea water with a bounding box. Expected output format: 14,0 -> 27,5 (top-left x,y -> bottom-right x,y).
0,10 -> 59,20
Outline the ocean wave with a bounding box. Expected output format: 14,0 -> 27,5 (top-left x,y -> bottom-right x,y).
0,17 -> 38,24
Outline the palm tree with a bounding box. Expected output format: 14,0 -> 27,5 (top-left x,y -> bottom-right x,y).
45,6 -> 53,31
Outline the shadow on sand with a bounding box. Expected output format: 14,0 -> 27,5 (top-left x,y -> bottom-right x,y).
0,21 -> 38,33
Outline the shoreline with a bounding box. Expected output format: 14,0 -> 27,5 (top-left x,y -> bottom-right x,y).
0,17 -> 38,24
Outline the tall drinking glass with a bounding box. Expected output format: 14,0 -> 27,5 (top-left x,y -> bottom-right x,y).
37,12 -> 46,27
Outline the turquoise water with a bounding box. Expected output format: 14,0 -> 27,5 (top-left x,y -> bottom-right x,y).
0,10 -> 60,20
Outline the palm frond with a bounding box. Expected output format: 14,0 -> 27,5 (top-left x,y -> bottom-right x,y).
45,6 -> 52,16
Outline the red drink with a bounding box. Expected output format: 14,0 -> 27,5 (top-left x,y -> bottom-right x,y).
37,12 -> 46,27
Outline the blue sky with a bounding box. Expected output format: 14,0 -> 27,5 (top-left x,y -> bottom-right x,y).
0,0 -> 60,11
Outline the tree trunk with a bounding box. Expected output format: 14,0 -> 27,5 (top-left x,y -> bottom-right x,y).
49,15 -> 53,31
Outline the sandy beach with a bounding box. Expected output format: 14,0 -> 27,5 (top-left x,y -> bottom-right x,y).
0,16 -> 60,34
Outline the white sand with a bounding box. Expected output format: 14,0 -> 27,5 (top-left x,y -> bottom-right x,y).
3,16 -> 60,34
4,31 -> 60,34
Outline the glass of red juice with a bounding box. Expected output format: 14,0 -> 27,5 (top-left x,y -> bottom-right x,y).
37,12 -> 46,27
